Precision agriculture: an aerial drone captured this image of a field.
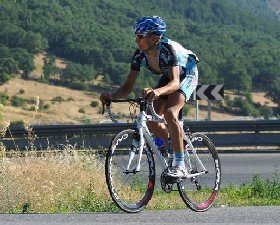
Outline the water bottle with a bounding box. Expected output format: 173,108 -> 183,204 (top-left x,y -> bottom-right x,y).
154,137 -> 167,157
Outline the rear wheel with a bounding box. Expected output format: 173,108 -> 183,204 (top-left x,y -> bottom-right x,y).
178,133 -> 221,212
105,129 -> 155,213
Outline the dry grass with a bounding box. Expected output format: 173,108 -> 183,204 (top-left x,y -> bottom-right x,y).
0,150 -> 111,213
0,77 -> 136,124
0,149 -> 212,213
29,53 -> 44,78
224,90 -> 277,107
251,92 -> 277,107
0,78 -> 103,124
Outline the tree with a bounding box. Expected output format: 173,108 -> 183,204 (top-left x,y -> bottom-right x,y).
219,59 -> 252,92
43,55 -> 57,80
266,76 -> 280,106
12,48 -> 35,79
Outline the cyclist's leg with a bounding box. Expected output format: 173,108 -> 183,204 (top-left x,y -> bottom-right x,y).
165,57 -> 198,177
164,92 -> 186,176
147,75 -> 169,143
164,92 -> 185,151
147,97 -> 169,142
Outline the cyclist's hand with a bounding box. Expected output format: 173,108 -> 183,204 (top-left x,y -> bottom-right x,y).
99,93 -> 116,104
142,88 -> 152,97
142,88 -> 160,101
100,93 -> 116,115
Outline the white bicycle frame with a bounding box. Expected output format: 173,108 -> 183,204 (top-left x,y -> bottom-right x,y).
107,100 -> 208,179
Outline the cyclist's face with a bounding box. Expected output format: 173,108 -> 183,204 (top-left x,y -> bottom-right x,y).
135,33 -> 160,51
135,33 -> 149,51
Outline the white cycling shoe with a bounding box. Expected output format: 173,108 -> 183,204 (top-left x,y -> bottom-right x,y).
167,165 -> 187,178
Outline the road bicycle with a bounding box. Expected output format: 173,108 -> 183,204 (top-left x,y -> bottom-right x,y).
103,98 -> 221,213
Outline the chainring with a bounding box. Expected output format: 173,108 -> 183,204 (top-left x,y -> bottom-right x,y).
160,169 -> 177,193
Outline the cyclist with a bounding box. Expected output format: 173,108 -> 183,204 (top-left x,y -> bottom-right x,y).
100,16 -> 199,178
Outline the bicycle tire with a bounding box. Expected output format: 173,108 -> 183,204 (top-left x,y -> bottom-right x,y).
105,129 -> 156,213
178,132 -> 221,212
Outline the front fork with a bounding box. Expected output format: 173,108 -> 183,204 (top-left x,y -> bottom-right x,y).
126,112 -> 147,172
125,127 -> 144,172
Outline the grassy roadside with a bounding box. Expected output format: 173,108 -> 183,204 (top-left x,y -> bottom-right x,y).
0,150 -> 279,213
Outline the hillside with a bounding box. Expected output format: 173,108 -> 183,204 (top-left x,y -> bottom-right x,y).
0,0 -> 279,124
0,75 -> 276,125
234,0 -> 280,20
0,78 -> 100,124
0,1 -> 279,93
0,54 -> 275,124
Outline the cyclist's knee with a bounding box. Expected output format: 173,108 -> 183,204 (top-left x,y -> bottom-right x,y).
165,108 -> 178,124
148,120 -> 163,130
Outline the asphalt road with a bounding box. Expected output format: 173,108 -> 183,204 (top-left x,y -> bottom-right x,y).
152,152 -> 280,187
219,152 -> 280,186
1,206 -> 279,225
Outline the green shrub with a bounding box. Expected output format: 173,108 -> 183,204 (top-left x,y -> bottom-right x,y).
79,108 -> 85,113
27,105 -> 36,111
0,72 -> 13,83
0,92 -> 9,105
250,175 -> 280,200
10,120 -> 25,126
51,96 -> 64,104
18,89 -> 25,94
233,97 -> 259,116
11,96 -> 27,107
42,104 -> 50,110
259,106 -> 273,119
90,101 -> 99,108
70,81 -> 88,90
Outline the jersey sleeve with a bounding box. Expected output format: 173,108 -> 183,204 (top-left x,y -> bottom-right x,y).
162,43 -> 179,67
130,49 -> 143,71
168,46 -> 179,66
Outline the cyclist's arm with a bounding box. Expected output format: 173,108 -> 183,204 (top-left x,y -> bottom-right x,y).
156,65 -> 180,96
113,69 -> 139,99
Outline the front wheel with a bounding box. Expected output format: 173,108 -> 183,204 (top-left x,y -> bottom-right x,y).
178,133 -> 221,212
105,129 -> 155,213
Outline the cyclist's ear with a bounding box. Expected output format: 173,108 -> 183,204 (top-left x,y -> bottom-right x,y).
150,34 -> 161,44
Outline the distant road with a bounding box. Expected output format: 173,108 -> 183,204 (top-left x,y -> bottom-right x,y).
1,206 -> 279,225
219,152 -> 280,186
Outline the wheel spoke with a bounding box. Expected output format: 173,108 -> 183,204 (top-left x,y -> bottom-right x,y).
105,129 -> 155,213
178,133 -> 221,212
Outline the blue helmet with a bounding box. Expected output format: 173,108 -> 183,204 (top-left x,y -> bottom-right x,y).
133,16 -> 166,36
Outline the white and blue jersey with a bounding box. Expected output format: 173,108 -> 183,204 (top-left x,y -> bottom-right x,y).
130,37 -> 199,101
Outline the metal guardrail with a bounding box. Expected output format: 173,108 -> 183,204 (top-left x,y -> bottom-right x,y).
1,120 -> 280,150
